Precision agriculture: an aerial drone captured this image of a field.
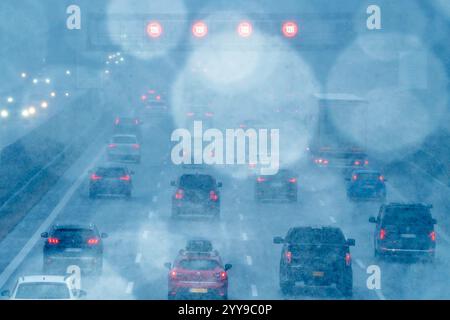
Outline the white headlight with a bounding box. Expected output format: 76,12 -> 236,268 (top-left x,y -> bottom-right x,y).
41,101 -> 48,109
28,106 -> 36,115
22,109 -> 30,117
0,110 -> 9,118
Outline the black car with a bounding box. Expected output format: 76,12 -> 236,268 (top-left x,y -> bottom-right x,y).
171,174 -> 222,218
369,203 -> 437,262
274,226 -> 355,297
41,224 -> 108,275
113,116 -> 142,139
346,169 -> 387,201
254,169 -> 298,202
89,166 -> 134,198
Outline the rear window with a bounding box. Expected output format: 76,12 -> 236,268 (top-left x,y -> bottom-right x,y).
180,175 -> 215,189
356,173 -> 380,181
15,283 -> 71,299
112,136 -> 137,144
96,168 -> 126,177
383,207 -> 433,225
287,228 -> 346,244
52,228 -> 96,241
178,259 -> 219,270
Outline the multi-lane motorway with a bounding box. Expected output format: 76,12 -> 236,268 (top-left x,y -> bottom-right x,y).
0,114 -> 449,300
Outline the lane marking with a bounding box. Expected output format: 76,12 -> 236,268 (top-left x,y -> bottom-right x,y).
329,216 -> 337,224
0,149 -> 104,289
242,232 -> 248,241
251,284 -> 258,297
125,281 -> 134,294
246,255 -> 253,266
408,161 -> 448,189
142,230 -> 149,239
355,259 -> 366,270
135,253 -> 142,264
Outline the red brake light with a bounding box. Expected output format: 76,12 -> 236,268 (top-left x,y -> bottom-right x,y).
186,112 -> 194,117
170,270 -> 177,280
256,177 -> 266,183
288,178 -> 297,183
429,231 -> 436,241
352,174 -> 358,181
47,237 -> 59,245
379,175 -> 385,182
345,253 -> 352,266
115,118 -> 120,125
120,175 -> 131,181
156,95 -> 161,100
87,238 -> 100,245
132,144 -> 140,149
219,271 -> 227,280
379,229 -> 386,240
364,160 -> 369,165
323,159 -> 329,164
285,251 -> 292,264
175,189 -> 184,199
108,143 -> 117,148
209,191 -> 219,201
354,160 -> 361,166
90,174 -> 102,181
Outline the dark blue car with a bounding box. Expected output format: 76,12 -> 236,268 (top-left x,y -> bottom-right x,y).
345,169 -> 386,202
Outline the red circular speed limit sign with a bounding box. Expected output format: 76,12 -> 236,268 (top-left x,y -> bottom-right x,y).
282,21 -> 299,38
237,21 -> 253,37
146,21 -> 163,38
192,21 -> 208,38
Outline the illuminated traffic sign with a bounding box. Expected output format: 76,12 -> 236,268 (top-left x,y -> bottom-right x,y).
282,21 -> 298,38
146,21 -> 163,38
192,21 -> 208,38
237,21 -> 252,37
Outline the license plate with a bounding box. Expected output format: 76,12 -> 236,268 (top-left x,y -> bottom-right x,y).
189,288 -> 208,293
312,271 -> 324,277
65,248 -> 82,253
401,234 -> 416,238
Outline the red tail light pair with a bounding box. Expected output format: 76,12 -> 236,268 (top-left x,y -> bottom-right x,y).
209,191 -> 219,201
429,231 -> 436,241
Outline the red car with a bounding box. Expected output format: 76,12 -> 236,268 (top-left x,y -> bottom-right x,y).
165,240 -> 232,300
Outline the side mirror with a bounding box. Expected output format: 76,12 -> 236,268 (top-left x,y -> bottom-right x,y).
224,264 -> 232,271
41,232 -> 48,238
273,236 -> 284,244
347,239 -> 356,246
432,218 -> 437,225
101,233 -> 108,239
1,290 -> 10,297
217,182 -> 223,188
164,262 -> 172,270
170,181 -> 176,187
369,217 -> 377,223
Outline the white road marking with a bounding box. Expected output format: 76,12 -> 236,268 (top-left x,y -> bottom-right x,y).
142,230 -> 149,239
125,281 -> 134,294
408,161 -> 448,189
135,253 -> 142,264
355,259 -> 366,270
0,149 -> 104,289
329,216 -> 337,224
239,214 -> 244,221
246,255 -> 253,266
242,232 -> 248,241
251,284 -> 258,297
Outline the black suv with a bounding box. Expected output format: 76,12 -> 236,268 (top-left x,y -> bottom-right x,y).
274,226 -> 355,297
369,203 -> 437,262
41,224 -> 108,275
89,166 -> 134,198
254,169 -> 298,202
171,174 -> 222,218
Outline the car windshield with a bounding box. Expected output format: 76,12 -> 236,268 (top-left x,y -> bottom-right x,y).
383,208 -> 433,226
112,136 -> 137,144
287,229 -> 345,245
356,173 -> 380,181
15,283 -> 71,299
95,168 -> 126,177
178,259 -> 219,270
52,228 -> 96,242
179,175 -> 215,189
